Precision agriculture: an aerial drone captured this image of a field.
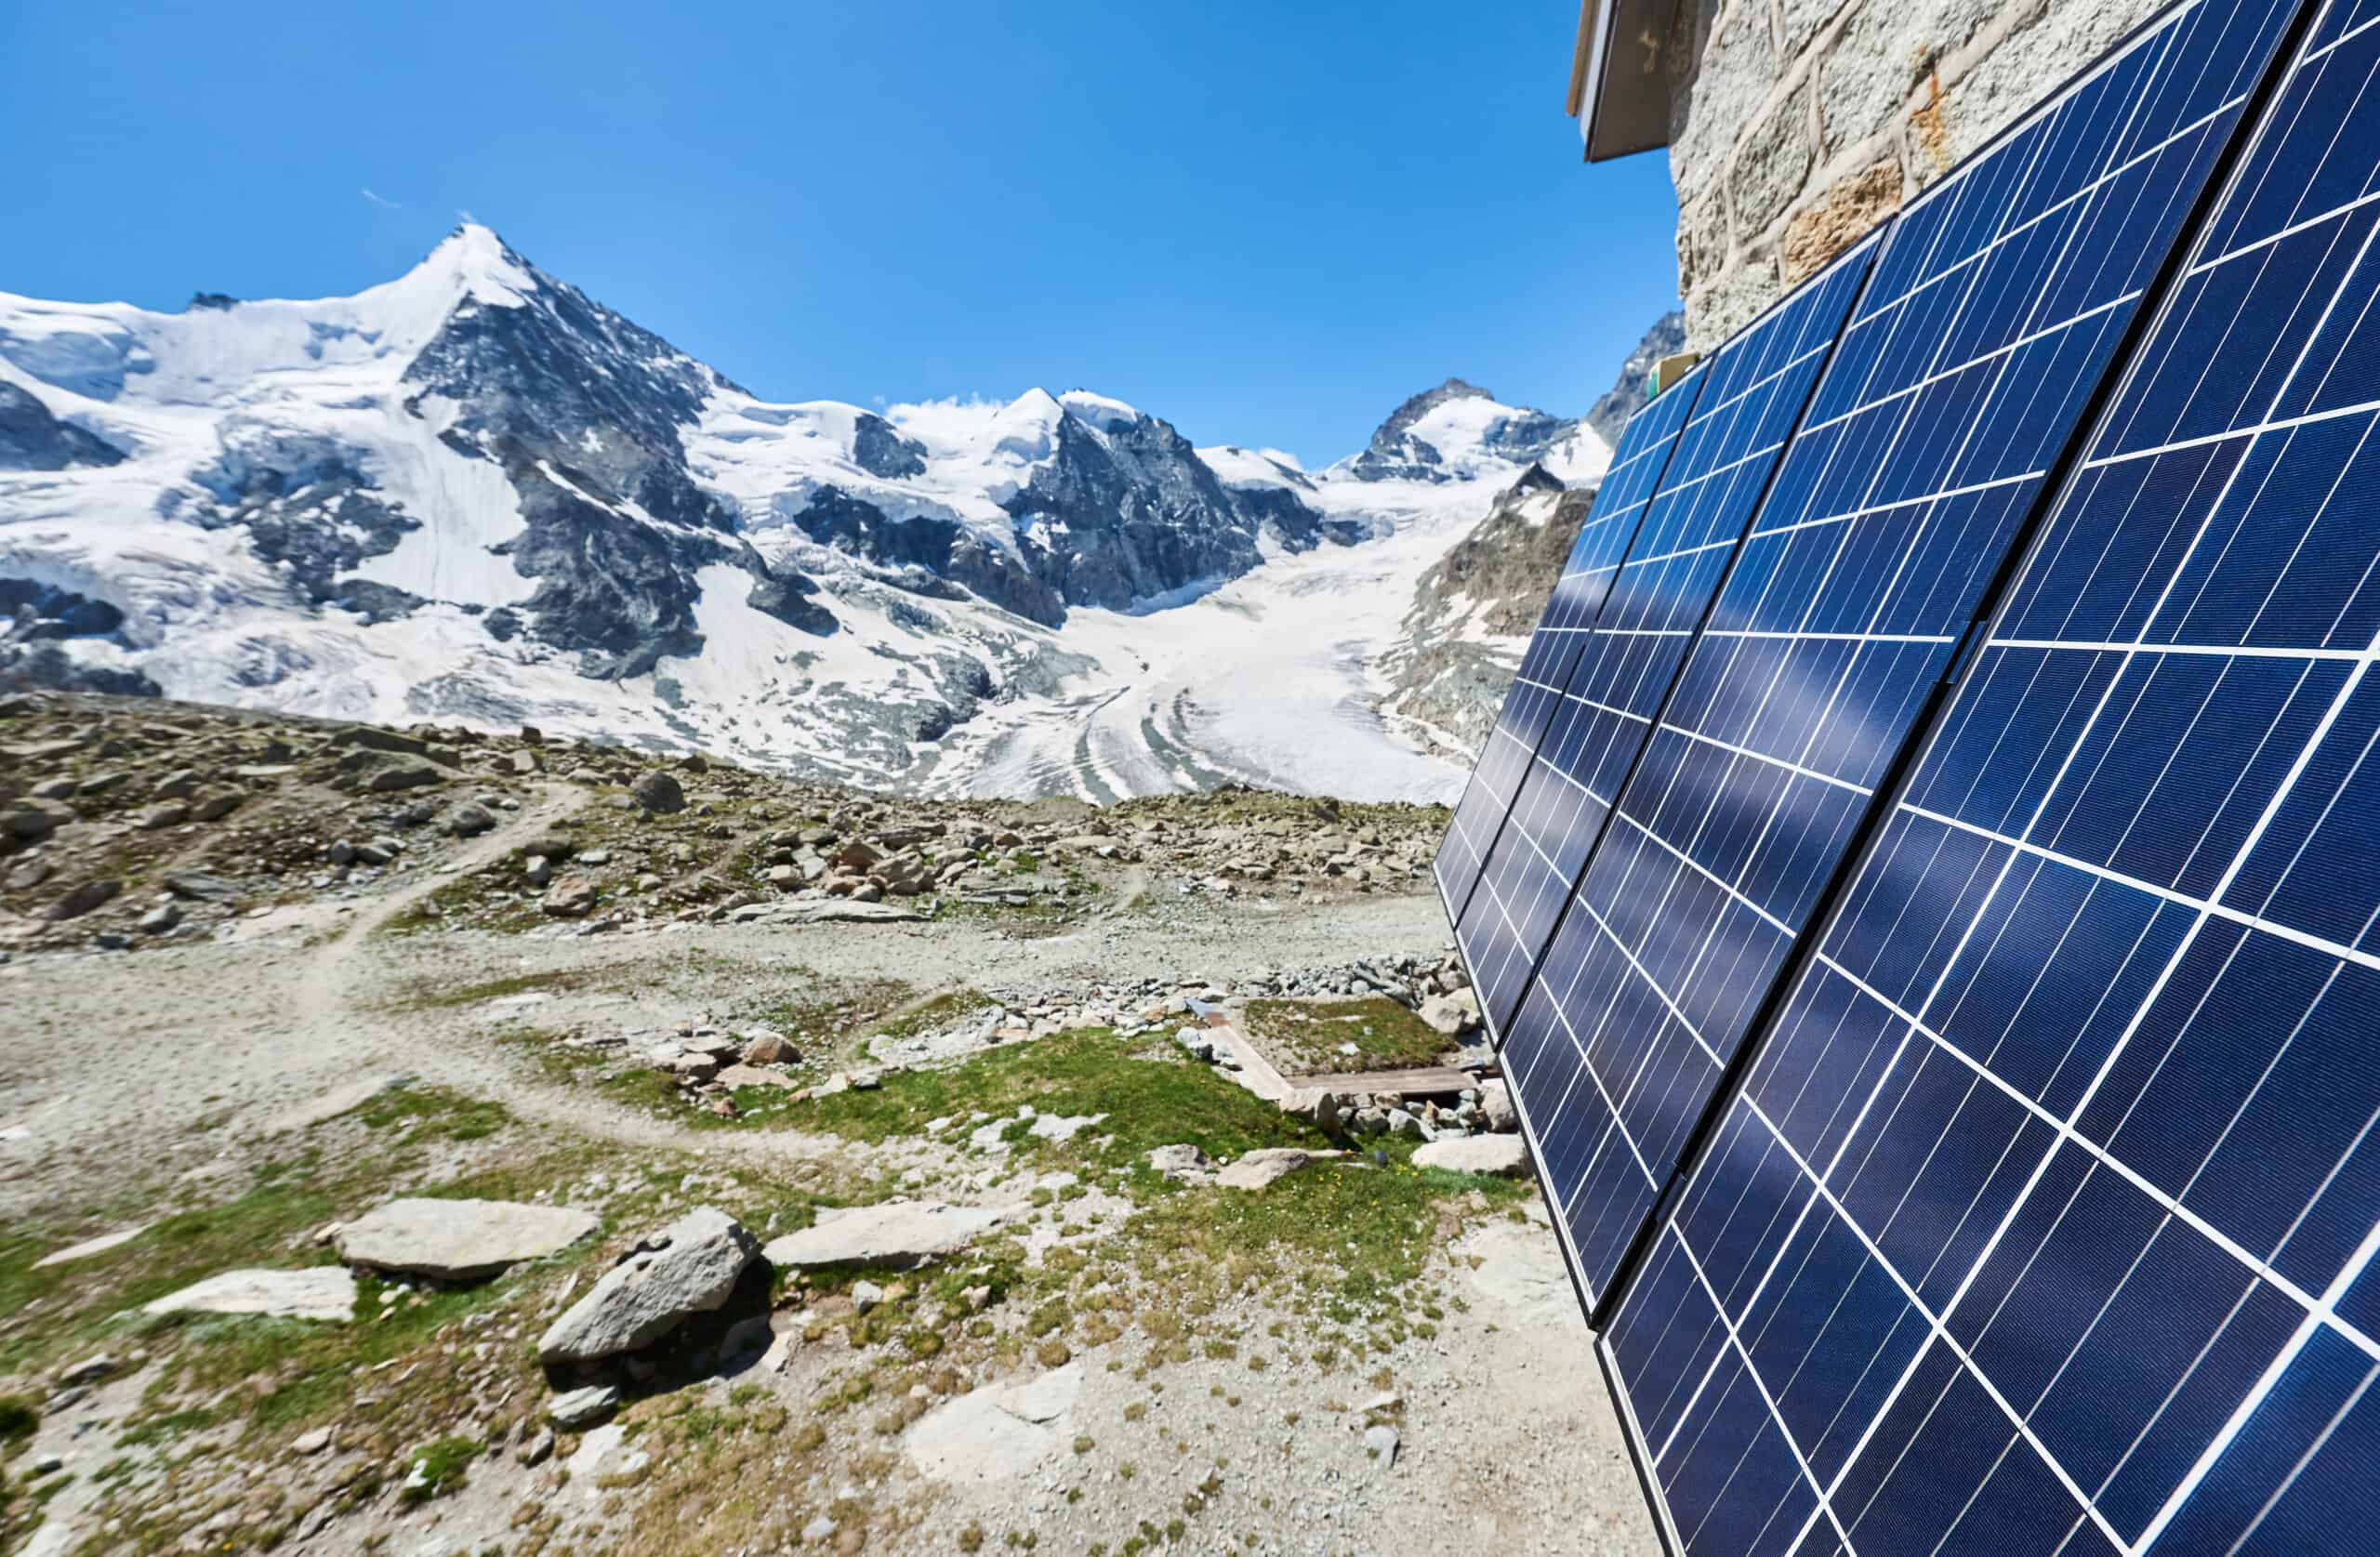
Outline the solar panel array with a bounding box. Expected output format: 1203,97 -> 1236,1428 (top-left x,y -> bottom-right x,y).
1435,0 -> 2380,1550
1453,246 -> 1875,1037
1435,364 -> 1707,918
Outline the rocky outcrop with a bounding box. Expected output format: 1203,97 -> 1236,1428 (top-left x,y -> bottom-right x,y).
0,382 -> 124,471
1376,312 -> 1685,760
537,1207 -> 760,1363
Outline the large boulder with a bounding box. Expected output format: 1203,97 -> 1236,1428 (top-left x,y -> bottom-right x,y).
1418,989 -> 1481,1036
630,770 -> 686,814
336,1198 -> 600,1281
1413,1134 -> 1530,1178
761,1201 -> 1025,1272
543,876 -> 599,917
1478,1078 -> 1518,1133
537,1207 -> 759,1363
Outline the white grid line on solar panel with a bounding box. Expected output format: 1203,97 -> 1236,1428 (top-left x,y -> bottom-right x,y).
2224,1363 -> 2380,1553
1805,943 -> 2380,1357
2086,70 -> 2380,468
1742,467 -> 2047,545
1836,0 -> 2267,352
1730,262 -> 2380,1557
1646,1219 -> 1858,1551
1457,785 -> 1620,999
1901,798 -> 2380,974
1515,974 -> 1664,1201
1993,638 -> 2367,659
1657,1090 -> 2130,1554
1801,288 -> 2143,443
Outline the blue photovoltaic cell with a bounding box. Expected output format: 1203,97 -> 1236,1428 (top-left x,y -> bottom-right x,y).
1435,372 -> 1705,918
1605,2 -> 2380,1552
1501,0 -> 2304,1325
1454,244 -> 1875,1039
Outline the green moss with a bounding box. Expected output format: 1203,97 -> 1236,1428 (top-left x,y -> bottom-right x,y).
342,1084 -> 510,1142
1238,997 -> 1450,1075
797,1028 -> 1327,1167
402,1433 -> 483,1502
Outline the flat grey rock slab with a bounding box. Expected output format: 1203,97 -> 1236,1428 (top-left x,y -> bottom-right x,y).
761,1200 -> 1026,1272
1413,1134 -> 1530,1177
336,1198 -> 600,1280
733,900 -> 925,925
1216,1147 -> 1344,1191
36,1225 -> 149,1268
905,1364 -> 1082,1484
144,1267 -> 357,1322
549,1383 -> 621,1430
538,1207 -> 758,1363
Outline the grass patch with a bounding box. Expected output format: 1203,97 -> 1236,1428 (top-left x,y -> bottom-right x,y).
402,1433 -> 483,1502
798,1028 -> 1326,1166
1238,996 -> 1449,1075
1123,1152 -> 1527,1323
343,1083 -> 510,1142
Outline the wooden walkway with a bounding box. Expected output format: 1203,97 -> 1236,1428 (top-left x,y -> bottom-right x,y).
1276,1065 -> 1481,1097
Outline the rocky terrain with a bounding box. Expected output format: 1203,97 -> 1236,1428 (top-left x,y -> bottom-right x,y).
0,691 -> 1658,1557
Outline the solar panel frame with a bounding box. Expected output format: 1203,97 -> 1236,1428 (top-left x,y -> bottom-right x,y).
1591,0 -> 2376,1550
1435,365 -> 1712,923
1453,240 -> 1883,1041
1490,0 -> 2311,1341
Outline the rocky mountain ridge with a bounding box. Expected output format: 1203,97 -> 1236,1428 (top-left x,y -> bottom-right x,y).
0,226 -> 1647,797
1378,311 -> 1686,758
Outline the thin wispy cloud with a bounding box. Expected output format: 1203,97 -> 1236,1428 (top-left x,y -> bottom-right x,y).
360,188 -> 401,209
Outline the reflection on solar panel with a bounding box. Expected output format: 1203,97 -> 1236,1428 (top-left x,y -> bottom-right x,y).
1435,369 -> 1707,919
1604,1 -> 2380,1549
1494,0 -> 2307,1322
1453,244 -> 1876,1040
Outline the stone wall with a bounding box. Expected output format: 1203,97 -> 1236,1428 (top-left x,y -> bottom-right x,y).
1663,0 -> 2171,346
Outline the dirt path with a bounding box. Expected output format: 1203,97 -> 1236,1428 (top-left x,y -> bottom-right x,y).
0,797 -> 1453,1223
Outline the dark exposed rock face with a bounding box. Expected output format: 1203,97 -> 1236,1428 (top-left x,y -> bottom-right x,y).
1001,410 -> 1260,616
789,402 -> 1347,627
1343,378 -> 1582,483
185,438 -> 422,621
0,384 -> 125,472
790,486 -> 1062,625
1582,311 -> 1686,447
0,580 -> 161,697
851,414 -> 929,480
398,232 -> 834,670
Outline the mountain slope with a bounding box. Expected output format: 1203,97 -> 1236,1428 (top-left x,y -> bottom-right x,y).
0,225 -> 1645,800
1377,311 -> 1686,759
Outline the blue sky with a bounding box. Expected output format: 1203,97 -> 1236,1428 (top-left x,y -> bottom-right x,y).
3,1 -> 1681,465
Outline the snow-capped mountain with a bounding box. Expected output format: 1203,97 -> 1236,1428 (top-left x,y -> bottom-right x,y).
0,225 -> 1630,800
1375,312 -> 1686,759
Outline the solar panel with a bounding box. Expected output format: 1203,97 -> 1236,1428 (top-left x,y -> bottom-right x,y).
1497,0 -> 2308,1326
1435,369 -> 1707,918
1602,0 -> 2378,1550
1453,244 -> 1877,1037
